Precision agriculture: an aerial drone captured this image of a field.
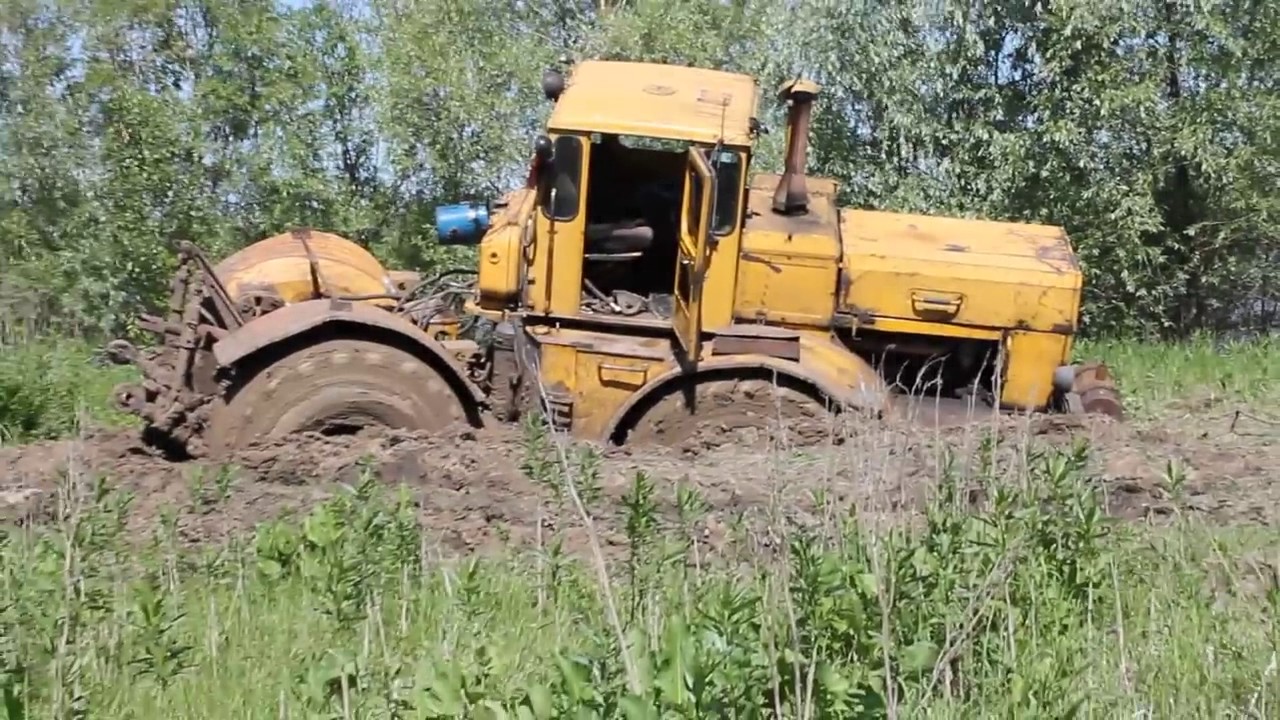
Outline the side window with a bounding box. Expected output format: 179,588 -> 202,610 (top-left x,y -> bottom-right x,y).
710,150 -> 742,236
685,164 -> 704,240
538,135 -> 583,221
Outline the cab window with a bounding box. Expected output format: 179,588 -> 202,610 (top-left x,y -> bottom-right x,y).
709,149 -> 742,236
538,135 -> 583,221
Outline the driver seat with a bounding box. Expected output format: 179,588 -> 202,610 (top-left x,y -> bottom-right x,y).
584,219 -> 655,261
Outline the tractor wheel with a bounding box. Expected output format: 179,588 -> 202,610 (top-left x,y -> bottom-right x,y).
207,338 -> 470,454
620,376 -> 841,450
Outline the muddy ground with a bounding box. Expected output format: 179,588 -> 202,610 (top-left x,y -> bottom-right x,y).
2,406 -> 1278,556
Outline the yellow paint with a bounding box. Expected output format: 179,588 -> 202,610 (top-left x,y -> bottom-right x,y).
534,328 -> 669,438
463,301 -> 505,324
386,270 -> 421,292
673,147 -> 715,358
215,231 -> 396,307
865,316 -> 1003,341
572,353 -> 659,438
736,173 -> 841,326
548,60 -> 760,147
509,60 -> 1090,426
210,60 -> 1102,441
839,208 -> 1082,333
694,150 -> 746,332
537,342 -> 577,396
477,187 -> 535,310
1000,331 -> 1072,408
527,325 -> 887,440
793,333 -> 892,412
590,330 -> 892,442
531,133 -> 591,316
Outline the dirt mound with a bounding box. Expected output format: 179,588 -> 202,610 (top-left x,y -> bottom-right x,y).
1,410 -> 1277,555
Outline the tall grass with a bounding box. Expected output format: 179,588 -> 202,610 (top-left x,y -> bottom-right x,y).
1077,333 -> 1280,418
0,419 -> 1278,718
0,339 -> 138,445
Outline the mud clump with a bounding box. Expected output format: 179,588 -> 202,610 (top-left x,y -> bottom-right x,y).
1,410 -> 1278,555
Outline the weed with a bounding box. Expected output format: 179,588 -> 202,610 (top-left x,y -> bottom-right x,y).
0,424 -> 1275,717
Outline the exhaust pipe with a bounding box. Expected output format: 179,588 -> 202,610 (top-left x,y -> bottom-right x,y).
772,78 -> 821,216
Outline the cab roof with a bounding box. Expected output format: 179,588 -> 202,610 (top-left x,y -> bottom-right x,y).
546,60 -> 761,147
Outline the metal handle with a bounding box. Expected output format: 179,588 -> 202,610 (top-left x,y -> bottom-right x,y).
910,290 -> 963,318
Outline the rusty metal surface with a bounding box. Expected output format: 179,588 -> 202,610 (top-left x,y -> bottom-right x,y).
106,233 -> 497,457
100,56 -> 1131,457
179,241 -> 245,330
710,335 -> 801,360
1072,360 -> 1125,419
103,244 -> 235,457
290,228 -> 328,298
210,297 -> 485,403
531,325 -> 672,361
772,79 -> 820,215
710,325 -> 802,361
214,230 -> 399,308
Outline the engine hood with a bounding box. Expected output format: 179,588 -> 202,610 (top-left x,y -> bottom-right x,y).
838,209 -> 1085,334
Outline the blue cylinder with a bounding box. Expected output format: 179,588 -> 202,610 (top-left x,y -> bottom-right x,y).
435,202 -> 492,246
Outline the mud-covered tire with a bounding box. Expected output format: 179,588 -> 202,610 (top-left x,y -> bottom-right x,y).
621,376 -> 841,450
207,338 -> 470,454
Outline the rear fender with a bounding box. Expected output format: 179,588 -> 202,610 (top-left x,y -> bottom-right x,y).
601,334 -> 890,443
212,298 -> 485,409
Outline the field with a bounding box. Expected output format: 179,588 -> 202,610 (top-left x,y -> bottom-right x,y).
2,335 -> 1280,718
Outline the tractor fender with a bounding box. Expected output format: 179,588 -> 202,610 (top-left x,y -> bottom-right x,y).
212,297 -> 485,405
600,336 -> 891,443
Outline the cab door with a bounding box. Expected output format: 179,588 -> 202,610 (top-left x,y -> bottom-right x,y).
673,147 -> 715,364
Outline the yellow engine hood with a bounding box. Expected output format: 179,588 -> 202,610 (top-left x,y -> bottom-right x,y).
839,209 -> 1084,334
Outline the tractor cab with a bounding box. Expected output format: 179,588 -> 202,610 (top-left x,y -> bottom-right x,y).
550,132 -> 743,318
433,60 -> 765,359
521,60 -> 761,359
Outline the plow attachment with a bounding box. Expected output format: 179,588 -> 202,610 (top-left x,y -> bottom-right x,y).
104,230 -> 418,457
105,241 -> 242,457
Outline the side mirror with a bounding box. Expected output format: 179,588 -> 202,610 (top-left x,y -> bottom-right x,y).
534,135 -> 554,164
541,69 -> 565,101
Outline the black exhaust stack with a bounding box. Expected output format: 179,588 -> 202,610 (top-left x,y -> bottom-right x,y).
772,79 -> 821,216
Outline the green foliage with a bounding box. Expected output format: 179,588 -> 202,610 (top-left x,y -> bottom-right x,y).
1078,333 -> 1280,416
1,0 -> 1275,337
0,339 -> 137,444
2,431 -> 1279,717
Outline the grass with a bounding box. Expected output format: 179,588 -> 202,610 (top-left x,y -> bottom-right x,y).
2,432 -> 1279,718
1077,333 -> 1280,418
0,333 -> 1277,717
0,338 -> 138,445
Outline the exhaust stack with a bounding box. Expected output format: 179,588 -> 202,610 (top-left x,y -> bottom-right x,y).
772,78 -> 821,216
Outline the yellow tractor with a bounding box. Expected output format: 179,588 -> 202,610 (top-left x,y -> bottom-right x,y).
105,59 -> 1123,458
